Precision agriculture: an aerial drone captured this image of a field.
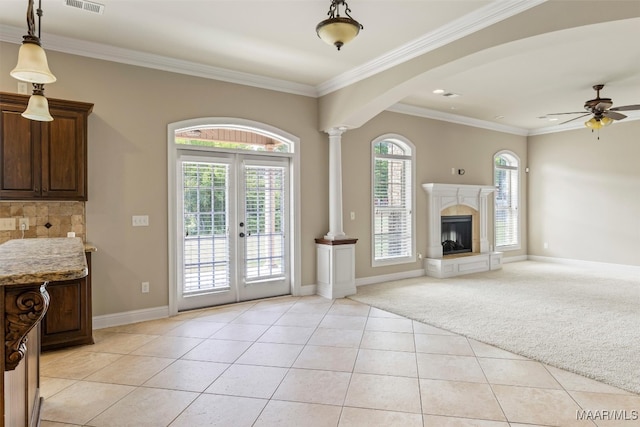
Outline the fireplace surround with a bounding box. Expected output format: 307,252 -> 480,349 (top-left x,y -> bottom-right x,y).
422,183 -> 502,278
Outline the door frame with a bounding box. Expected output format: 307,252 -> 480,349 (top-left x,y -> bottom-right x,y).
167,117 -> 301,315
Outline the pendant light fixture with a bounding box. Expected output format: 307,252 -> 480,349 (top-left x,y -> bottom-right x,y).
22,84 -> 53,122
316,0 -> 363,51
10,0 -> 56,122
10,0 -> 56,84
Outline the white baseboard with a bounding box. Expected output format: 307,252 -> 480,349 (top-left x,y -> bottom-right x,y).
503,255 -> 528,263
356,269 -> 425,287
93,306 -> 170,330
297,284 -> 318,296
527,255 -> 640,273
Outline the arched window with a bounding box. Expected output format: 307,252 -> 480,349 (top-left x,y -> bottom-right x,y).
372,134 -> 415,265
494,151 -> 520,250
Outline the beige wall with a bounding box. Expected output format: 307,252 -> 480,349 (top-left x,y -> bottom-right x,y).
1,42 -> 328,316
1,41 -> 529,317
528,120 -> 640,266
343,111 -> 528,279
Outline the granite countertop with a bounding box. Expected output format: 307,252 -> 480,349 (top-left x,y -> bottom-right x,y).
84,242 -> 97,252
0,237 -> 88,286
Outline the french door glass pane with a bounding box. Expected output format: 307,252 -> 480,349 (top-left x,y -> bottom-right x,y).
182,161 -> 230,294
244,165 -> 285,282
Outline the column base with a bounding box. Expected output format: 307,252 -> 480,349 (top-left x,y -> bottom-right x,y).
315,238 -> 358,299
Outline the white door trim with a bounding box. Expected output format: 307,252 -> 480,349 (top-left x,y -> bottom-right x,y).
168,117 -> 301,315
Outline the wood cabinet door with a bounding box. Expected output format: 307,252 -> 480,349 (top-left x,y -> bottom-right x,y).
41,107 -> 87,200
0,104 -> 42,199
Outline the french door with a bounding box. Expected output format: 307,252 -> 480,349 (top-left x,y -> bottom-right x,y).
177,153 -> 290,311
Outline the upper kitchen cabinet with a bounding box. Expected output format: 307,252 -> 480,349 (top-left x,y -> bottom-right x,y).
0,92 -> 93,201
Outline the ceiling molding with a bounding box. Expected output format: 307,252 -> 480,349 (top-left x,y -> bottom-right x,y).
0,25 -> 318,98
387,103 -> 529,136
316,0 -> 547,96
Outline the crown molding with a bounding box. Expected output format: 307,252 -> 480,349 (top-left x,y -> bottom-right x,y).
316,0 -> 547,96
0,25 -> 318,98
387,103 -> 529,136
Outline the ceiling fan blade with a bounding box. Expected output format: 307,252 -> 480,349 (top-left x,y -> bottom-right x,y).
604,111 -> 627,120
559,113 -> 591,125
609,104 -> 640,111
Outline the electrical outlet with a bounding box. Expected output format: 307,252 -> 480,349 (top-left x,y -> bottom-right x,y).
17,82 -> 28,94
132,215 -> 149,227
350,211 -> 355,220
0,218 -> 15,231
141,282 -> 150,293
18,217 -> 29,230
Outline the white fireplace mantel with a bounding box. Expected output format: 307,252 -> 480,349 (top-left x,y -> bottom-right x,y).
422,183 -> 502,278
422,183 -> 496,259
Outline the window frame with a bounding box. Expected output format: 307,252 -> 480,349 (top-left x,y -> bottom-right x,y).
493,150 -> 521,251
371,134 -> 416,267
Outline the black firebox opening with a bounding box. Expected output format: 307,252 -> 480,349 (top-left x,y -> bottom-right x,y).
441,215 -> 472,255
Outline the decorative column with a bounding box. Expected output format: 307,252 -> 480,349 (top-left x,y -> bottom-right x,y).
315,127 -> 357,299
325,127 -> 347,240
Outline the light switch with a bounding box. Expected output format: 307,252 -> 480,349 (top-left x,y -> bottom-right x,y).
132,215 -> 149,227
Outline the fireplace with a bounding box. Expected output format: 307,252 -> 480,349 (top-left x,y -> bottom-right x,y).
422,183 -> 502,278
441,215 -> 472,255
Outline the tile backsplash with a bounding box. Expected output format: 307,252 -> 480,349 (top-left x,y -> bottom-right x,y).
0,201 -> 85,244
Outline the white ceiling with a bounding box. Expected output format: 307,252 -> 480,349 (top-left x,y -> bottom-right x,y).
1,0 -> 639,134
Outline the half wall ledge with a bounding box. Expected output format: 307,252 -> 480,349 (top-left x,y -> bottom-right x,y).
315,238 -> 358,299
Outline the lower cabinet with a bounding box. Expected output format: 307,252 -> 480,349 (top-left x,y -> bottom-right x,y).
41,252 -> 93,351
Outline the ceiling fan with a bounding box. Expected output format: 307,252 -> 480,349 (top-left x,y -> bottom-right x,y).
543,84 -> 640,129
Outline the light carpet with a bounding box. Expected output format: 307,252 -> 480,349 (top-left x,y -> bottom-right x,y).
349,260 -> 640,394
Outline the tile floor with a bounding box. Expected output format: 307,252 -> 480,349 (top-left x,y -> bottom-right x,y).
39,296 -> 640,427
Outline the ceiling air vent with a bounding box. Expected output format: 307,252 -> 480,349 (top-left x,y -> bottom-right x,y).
65,0 -> 105,15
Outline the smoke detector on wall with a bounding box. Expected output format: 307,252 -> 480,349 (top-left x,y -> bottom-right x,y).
65,0 -> 105,15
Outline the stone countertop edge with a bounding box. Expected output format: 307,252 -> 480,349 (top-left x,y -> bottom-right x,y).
0,237 -> 88,286
84,242 -> 97,252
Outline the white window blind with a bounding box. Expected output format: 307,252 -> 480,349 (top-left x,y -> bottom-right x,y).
182,161 -> 230,294
494,153 -> 519,248
373,139 -> 413,263
243,165 -> 286,283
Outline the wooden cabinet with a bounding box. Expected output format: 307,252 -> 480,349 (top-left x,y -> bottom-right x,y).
0,92 -> 93,201
41,252 -> 93,351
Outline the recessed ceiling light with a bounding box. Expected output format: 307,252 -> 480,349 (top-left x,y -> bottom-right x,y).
433,89 -> 445,94
494,115 -> 505,120
549,118 -> 559,121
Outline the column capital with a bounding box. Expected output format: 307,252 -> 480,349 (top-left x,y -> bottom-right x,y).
326,127 -> 348,137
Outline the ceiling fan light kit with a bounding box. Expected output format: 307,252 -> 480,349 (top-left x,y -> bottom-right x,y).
317,0 -> 363,50
10,0 -> 56,121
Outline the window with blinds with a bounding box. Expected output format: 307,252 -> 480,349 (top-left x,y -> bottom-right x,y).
182,161 -> 230,294
372,137 -> 414,265
494,151 -> 520,249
